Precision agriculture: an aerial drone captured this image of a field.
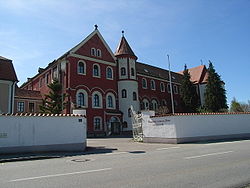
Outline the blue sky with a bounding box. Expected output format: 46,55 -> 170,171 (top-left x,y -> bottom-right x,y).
0,0 -> 249,104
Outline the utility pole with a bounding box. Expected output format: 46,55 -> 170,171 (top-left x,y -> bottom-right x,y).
167,54 -> 175,114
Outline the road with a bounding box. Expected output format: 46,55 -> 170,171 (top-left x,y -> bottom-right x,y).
0,138 -> 250,188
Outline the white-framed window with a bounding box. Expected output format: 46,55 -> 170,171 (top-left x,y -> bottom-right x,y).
106,93 -> 116,109
167,83 -> 171,93
28,102 -> 35,113
150,80 -> 156,90
151,99 -> 158,111
160,82 -> 165,92
133,92 -> 137,101
121,67 -> 126,76
142,78 -> 147,89
92,91 -> 102,108
76,89 -> 88,108
91,48 -> 96,56
45,73 -> 50,84
93,116 -> 102,131
131,68 -> 135,76
93,64 -> 101,77
174,85 -> 178,94
122,89 -> 127,98
97,49 -> 102,57
106,67 -> 113,80
142,99 -> 149,110
78,61 -> 86,75
17,102 -> 25,112
52,66 -> 58,80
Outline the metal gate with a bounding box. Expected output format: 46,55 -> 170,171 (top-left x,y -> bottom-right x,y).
131,106 -> 143,142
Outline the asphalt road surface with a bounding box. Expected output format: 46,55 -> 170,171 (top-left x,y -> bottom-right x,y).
1,138 -> 250,188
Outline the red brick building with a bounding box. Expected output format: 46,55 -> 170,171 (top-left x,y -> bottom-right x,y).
20,26 -> 207,136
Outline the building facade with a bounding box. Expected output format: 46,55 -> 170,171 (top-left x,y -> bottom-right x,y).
0,56 -> 18,113
20,27 -> 207,136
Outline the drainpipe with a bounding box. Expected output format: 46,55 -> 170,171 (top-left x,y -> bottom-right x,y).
10,81 -> 16,113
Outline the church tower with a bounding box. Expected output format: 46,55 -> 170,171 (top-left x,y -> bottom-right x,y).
115,31 -> 139,131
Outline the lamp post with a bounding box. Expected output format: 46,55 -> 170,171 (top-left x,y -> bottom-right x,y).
167,54 -> 175,114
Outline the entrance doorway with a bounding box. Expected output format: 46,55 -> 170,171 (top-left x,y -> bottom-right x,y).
110,117 -> 121,135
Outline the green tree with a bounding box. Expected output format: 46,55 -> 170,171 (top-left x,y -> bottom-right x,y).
230,97 -> 243,112
40,79 -> 66,114
204,61 -> 228,112
180,64 -> 199,112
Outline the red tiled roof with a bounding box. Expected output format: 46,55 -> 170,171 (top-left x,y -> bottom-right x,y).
0,57 -> 18,81
15,88 -> 42,99
179,65 -> 207,84
115,36 -> 137,58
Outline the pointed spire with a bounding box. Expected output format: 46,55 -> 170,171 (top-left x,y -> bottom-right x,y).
184,64 -> 187,71
115,31 -> 137,59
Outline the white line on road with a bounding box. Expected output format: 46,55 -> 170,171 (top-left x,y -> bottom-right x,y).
205,140 -> 250,146
156,146 -> 180,151
184,151 -> 234,159
9,168 -> 112,182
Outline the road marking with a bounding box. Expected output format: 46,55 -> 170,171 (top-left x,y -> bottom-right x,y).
184,151 -> 234,159
9,168 -> 112,182
156,146 -> 180,151
205,140 -> 250,146
102,152 -> 127,156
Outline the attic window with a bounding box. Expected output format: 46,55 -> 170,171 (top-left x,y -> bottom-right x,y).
91,48 -> 96,56
172,76 -> 176,80
97,49 -> 102,57
144,69 -> 149,73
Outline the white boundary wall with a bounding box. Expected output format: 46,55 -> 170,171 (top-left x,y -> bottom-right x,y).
142,113 -> 250,143
0,114 -> 87,153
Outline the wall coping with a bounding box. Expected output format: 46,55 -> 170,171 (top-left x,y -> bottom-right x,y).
0,113 -> 86,117
151,112 -> 250,118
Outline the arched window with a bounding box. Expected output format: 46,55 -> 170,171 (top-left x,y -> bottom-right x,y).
150,80 -> 156,90
131,68 -> 135,76
133,92 -> 137,101
151,99 -> 158,111
128,108 -> 132,117
106,67 -> 113,79
174,85 -> 178,94
91,48 -> 96,56
78,93 -> 84,107
106,93 -> 116,109
94,117 -> 102,131
93,64 -> 100,77
167,83 -> 171,93
122,89 -> 127,98
142,78 -> 147,89
160,82 -> 165,92
78,61 -> 85,74
142,99 -> 149,110
97,49 -> 102,57
76,89 -> 88,107
92,91 -> 102,108
121,67 -> 126,76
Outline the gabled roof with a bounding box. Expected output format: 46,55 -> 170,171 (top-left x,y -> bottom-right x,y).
15,88 -> 42,99
115,36 -> 137,58
136,62 -> 183,83
0,57 -> 18,82
70,28 -> 116,61
179,65 -> 207,84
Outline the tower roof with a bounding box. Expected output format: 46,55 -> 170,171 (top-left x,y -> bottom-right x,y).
115,35 -> 137,58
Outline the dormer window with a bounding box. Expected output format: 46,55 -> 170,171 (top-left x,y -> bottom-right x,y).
97,49 -> 102,57
121,67 -> 126,76
91,48 -> 96,56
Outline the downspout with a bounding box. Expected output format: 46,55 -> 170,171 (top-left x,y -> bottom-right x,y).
10,81 -> 16,113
